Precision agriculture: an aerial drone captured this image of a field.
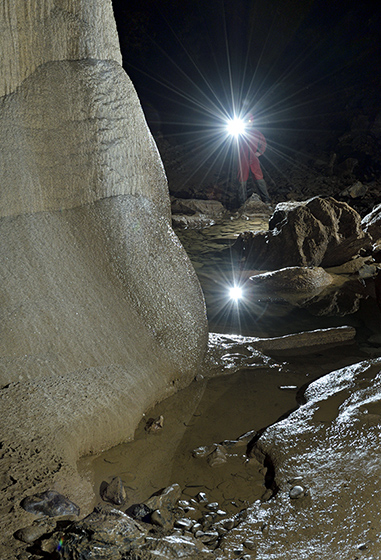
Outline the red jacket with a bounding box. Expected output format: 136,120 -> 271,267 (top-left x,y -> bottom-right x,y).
237,129 -> 266,181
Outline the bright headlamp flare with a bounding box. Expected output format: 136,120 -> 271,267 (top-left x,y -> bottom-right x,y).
229,285 -> 243,301
226,117 -> 245,137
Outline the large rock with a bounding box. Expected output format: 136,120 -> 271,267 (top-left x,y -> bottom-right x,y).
234,197 -> 371,270
248,266 -> 335,293
0,1 -> 207,556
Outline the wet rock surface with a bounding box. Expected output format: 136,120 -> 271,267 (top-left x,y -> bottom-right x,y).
223,357 -> 381,559
24,353 -> 381,560
21,490 -> 80,518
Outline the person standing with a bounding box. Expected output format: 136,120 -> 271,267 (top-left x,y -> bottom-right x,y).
237,113 -> 270,204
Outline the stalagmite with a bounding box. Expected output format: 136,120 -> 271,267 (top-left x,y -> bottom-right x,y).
0,1 -> 207,555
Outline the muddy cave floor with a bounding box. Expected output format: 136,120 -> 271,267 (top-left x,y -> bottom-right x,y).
78,213 -> 381,525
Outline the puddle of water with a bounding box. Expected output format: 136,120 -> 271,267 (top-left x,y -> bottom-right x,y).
78,213 -> 381,514
78,366 -> 300,512
78,340 -> 367,512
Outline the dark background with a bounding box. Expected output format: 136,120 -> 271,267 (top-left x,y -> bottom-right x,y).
111,0 -> 381,208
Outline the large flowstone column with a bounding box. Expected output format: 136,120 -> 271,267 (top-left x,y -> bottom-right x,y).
0,1 -> 208,553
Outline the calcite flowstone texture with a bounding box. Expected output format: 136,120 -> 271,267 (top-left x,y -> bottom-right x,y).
234,196 -> 371,270
220,357 -> 381,559
0,1 -> 207,556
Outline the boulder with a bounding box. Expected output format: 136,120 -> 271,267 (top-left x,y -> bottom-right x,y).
239,193 -> 270,215
220,358 -> 381,558
362,203 -> 381,241
234,197 -> 371,270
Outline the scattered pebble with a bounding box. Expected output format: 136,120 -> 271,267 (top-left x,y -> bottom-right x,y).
205,501 -> 219,511
175,517 -> 194,531
196,491 -> 208,503
289,485 -> 305,499
145,415 -> 164,433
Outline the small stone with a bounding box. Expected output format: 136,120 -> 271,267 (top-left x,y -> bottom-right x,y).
216,510 -> 227,516
40,536 -> 60,554
175,518 -> 194,531
21,490 -> 80,518
15,523 -> 54,544
205,502 -> 219,511
195,530 -> 205,538
207,445 -> 227,467
193,445 -> 216,459
289,485 -> 305,499
191,523 -> 202,533
145,415 -> 164,433
287,476 -> 303,485
215,525 -> 228,536
223,518 -> 235,530
101,476 -> 127,505
150,508 -> 175,530
244,539 -> 256,550
127,503 -> 152,521
145,483 -> 181,511
358,543 -> 368,550
178,500 -> 190,508
196,492 -> 208,503
199,531 -> 219,544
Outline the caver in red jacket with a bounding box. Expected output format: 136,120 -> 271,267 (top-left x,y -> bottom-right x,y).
237,122 -> 267,182
236,114 -> 270,204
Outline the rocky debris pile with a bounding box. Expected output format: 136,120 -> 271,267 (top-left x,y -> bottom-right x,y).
233,197 -> 372,270
16,466 -> 267,559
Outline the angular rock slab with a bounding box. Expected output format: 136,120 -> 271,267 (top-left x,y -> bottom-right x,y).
234,197 -> 371,270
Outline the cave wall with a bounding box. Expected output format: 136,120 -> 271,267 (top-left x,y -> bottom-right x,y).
0,1 -> 208,551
